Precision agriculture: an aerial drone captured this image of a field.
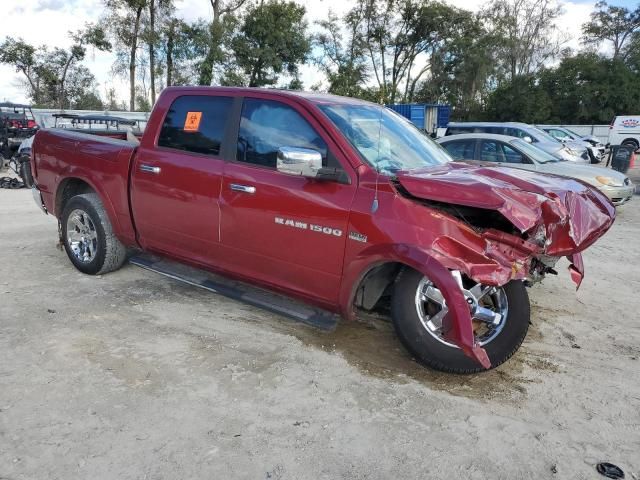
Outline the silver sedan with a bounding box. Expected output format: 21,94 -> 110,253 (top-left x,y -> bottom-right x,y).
437,133 -> 634,206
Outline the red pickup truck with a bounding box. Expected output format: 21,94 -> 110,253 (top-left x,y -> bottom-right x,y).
30,87 -> 615,373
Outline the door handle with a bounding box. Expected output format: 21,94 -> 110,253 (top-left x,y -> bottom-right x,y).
139,164 -> 161,174
229,183 -> 256,194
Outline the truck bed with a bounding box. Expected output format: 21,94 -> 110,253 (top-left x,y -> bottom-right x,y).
32,128 -> 139,244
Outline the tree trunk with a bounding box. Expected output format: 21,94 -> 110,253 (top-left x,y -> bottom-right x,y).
59,55 -> 75,110
166,21 -> 174,87
199,0 -> 221,85
149,0 -> 156,105
130,6 -> 143,111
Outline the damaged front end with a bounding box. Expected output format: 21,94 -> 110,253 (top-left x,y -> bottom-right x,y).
392,163 -> 616,367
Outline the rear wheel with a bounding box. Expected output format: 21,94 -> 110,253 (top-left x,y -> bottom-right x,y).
61,193 -> 127,275
622,139 -> 639,151
391,268 -> 530,374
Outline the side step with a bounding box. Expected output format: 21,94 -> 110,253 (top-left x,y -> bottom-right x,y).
129,253 -> 339,331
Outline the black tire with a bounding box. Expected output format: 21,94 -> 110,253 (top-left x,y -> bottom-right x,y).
18,157 -> 34,188
60,193 -> 127,275
391,268 -> 530,374
621,139 -> 639,151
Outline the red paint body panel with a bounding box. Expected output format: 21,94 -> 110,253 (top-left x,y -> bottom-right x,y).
30,86 -> 617,369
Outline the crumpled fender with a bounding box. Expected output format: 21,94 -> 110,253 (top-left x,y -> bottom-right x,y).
396,163 -> 616,257
340,243 -> 491,369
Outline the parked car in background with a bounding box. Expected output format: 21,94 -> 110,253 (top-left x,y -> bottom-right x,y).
537,125 -> 606,163
445,122 -> 590,164
608,116 -> 640,150
438,133 -> 634,206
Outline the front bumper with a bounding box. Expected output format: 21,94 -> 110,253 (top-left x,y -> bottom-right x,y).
31,185 -> 47,214
600,184 -> 635,206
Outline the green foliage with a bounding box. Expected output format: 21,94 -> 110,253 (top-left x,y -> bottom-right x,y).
582,1 -> 640,59
314,11 -> 369,98
230,0 -> 310,87
0,26 -> 108,109
484,74 -> 552,122
484,54 -> 640,124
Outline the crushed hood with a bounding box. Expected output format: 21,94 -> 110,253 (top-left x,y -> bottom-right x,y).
395,162 -> 615,256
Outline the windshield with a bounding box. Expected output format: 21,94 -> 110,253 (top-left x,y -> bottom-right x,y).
563,127 -> 583,139
530,126 -> 560,144
319,104 -> 451,175
512,139 -> 561,163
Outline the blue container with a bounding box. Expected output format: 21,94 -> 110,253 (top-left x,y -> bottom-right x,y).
387,103 -> 450,133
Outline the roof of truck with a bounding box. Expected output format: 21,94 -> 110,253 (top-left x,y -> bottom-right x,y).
162,86 -> 375,106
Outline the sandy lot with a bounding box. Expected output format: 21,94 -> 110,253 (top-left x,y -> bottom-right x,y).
1,170 -> 639,480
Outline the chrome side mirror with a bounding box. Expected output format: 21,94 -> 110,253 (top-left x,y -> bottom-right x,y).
523,136 -> 533,143
277,146 -> 322,178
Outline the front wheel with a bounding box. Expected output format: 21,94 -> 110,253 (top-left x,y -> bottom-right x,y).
61,193 -> 127,275
391,269 -> 530,374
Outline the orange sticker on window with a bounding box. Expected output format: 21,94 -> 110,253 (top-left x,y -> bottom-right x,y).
184,111 -> 202,132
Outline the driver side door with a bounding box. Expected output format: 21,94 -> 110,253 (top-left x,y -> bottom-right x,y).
219,97 -> 356,304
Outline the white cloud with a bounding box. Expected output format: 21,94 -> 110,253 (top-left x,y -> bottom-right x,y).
0,0 -> 602,106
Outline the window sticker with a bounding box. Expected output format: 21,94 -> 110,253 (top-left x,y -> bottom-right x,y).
184,111 -> 202,132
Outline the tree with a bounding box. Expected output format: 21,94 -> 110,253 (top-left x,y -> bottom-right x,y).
484,74 -> 552,123
348,0 -> 474,104
143,0 -> 173,105
414,10 -> 497,119
538,53 -> 640,123
0,38 -> 39,103
198,0 -> 247,86
0,27 -> 109,109
105,0 -> 148,110
230,0 -> 310,87
161,17 -> 209,86
314,10 -> 369,98
582,1 -> 640,60
483,0 -> 566,82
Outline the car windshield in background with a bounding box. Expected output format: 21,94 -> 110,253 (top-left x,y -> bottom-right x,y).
319,104 -> 451,175
511,139 -> 560,163
532,127 -> 561,143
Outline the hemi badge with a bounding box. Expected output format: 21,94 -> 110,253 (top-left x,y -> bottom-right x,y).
349,231 -> 367,243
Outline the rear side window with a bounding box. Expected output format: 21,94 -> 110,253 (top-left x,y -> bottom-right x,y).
158,95 -> 233,156
505,127 -> 536,142
443,140 -> 476,160
446,126 -> 472,135
236,98 -> 327,168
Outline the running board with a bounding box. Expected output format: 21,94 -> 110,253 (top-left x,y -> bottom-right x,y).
129,253 -> 339,331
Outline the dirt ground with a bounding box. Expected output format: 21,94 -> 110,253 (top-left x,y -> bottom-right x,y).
1,169 -> 639,480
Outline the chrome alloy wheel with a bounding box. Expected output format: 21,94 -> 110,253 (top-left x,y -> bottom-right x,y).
414,271 -> 509,347
66,209 -> 98,264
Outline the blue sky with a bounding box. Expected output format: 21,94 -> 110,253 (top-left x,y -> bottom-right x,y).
0,0 -> 637,106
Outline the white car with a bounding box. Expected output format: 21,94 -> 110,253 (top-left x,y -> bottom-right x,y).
438,133 -> 635,206
608,116 -> 640,150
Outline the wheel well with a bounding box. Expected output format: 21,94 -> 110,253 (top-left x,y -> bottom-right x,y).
55,178 -> 95,216
353,262 -> 404,311
622,138 -> 639,148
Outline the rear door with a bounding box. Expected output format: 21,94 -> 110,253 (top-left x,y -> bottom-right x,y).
441,139 -> 478,161
219,96 -> 356,304
130,94 -> 234,264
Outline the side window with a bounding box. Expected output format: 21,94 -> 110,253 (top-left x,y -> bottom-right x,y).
237,99 -> 328,168
158,95 -> 233,155
480,140 -> 504,163
502,144 -> 525,164
505,128 -> 536,143
446,126 -> 471,135
443,140 -> 476,160
550,129 -> 568,140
